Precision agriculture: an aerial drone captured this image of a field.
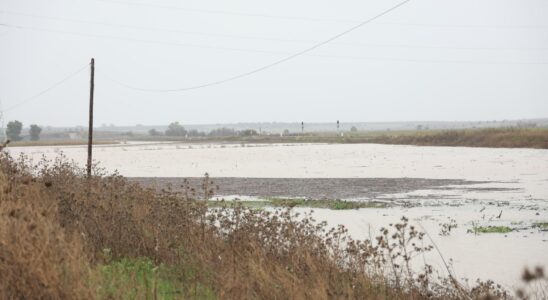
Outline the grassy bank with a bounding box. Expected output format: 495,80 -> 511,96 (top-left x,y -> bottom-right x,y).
9,127 -> 547,149
8,140 -> 117,147
129,128 -> 548,149
1,153 -> 544,299
363,128 -> 548,149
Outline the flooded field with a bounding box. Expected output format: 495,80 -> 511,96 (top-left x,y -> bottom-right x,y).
7,142 -> 548,288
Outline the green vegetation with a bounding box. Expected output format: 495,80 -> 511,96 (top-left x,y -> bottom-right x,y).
532,222 -> 548,230
468,225 -> 513,234
468,221 -> 548,234
207,198 -> 387,210
95,258 -> 184,300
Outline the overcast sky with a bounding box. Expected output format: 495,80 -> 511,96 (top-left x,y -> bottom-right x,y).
1,0 -> 547,127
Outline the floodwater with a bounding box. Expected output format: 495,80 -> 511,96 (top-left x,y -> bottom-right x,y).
7,142 -> 548,288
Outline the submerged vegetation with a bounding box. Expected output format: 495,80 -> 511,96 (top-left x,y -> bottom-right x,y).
468,225 -> 514,234
467,221 -> 548,235
207,198 -> 387,210
0,153 -> 545,299
532,222 -> 548,231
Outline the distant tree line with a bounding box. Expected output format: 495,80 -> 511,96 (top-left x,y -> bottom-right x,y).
149,123 -> 259,138
147,124 -> 367,138
5,120 -> 42,141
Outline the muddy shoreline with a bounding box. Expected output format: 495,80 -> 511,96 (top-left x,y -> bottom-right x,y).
129,177 -> 494,200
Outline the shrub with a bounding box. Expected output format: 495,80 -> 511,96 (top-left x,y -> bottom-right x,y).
0,166 -> 92,299
165,122 -> 187,137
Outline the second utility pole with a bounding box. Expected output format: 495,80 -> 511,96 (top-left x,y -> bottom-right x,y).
87,58 -> 95,177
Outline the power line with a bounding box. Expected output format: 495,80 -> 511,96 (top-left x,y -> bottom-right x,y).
5,64 -> 89,112
94,0 -> 352,23
0,23 -> 290,55
0,10 -> 365,44
94,0 -> 548,30
100,54 -> 548,94
379,21 -> 548,30
99,0 -> 414,92
2,22 -> 546,66
4,22 -> 548,54
310,54 -> 548,65
96,0 -> 548,93
0,10 -> 272,42
2,10 -> 548,51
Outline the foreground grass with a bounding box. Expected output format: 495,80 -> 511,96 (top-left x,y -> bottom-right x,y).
207,198 -> 388,210
96,258 -> 180,300
94,258 -> 215,300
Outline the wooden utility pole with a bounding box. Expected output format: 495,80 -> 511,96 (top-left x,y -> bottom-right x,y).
87,58 -> 95,177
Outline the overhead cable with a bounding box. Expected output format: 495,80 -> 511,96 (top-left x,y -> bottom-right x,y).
5,64 -> 88,112
2,10 -> 547,51
98,0 -> 413,92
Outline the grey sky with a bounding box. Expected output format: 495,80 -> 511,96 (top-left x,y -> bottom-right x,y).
1,0 -> 547,127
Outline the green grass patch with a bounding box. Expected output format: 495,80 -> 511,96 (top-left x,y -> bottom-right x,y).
208,198 -> 387,210
94,257 -> 214,300
532,222 -> 548,230
467,225 -> 513,234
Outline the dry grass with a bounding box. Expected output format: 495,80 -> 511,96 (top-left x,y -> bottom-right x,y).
0,163 -> 92,299
9,140 -> 117,147
0,152 -> 538,299
131,127 -> 548,149
364,128 -> 548,149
